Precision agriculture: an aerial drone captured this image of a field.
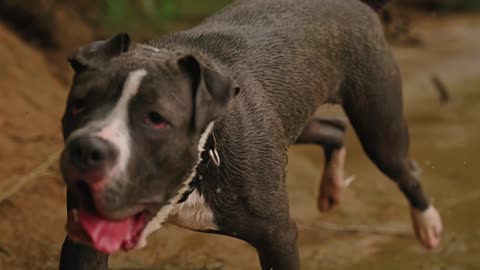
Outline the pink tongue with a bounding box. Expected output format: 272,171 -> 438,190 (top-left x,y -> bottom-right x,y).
78,210 -> 142,254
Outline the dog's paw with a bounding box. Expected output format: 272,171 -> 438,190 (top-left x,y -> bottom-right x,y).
317,175 -> 356,212
410,205 -> 443,249
317,187 -> 341,212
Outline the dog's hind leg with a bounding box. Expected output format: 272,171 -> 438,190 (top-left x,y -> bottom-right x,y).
341,49 -> 442,249
295,117 -> 348,212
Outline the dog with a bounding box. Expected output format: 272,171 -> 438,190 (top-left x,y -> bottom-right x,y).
59,0 -> 443,269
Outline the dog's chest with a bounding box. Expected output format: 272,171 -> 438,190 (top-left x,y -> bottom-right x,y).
167,190 -> 218,231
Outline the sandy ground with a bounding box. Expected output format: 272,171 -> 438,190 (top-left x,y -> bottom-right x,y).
0,13 -> 479,270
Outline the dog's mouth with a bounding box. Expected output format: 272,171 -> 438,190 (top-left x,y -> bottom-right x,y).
67,208 -> 153,254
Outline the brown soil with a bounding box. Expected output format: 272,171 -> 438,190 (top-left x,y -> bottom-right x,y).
0,23 -> 66,270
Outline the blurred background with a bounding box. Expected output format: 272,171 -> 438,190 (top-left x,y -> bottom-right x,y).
0,0 -> 479,269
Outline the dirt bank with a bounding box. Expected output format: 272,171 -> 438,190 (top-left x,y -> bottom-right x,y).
0,23 -> 66,270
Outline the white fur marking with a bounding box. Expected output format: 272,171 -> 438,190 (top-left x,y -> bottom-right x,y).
96,69 -> 147,173
167,190 -> 217,231
66,69 -> 147,177
135,122 -> 216,249
411,205 -> 443,249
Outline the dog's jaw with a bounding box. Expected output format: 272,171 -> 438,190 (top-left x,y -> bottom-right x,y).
134,122 -> 216,249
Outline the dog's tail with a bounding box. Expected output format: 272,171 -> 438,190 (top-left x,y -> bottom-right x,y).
360,0 -> 390,11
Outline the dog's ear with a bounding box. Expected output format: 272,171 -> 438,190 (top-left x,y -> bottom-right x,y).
177,55 -> 239,131
67,33 -> 131,73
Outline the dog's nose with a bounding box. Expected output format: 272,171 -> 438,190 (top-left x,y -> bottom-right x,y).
68,136 -> 117,172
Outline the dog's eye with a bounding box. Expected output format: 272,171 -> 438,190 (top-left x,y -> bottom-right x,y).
71,99 -> 86,116
145,112 -> 168,129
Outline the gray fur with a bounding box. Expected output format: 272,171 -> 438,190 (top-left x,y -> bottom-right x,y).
60,1 -> 436,269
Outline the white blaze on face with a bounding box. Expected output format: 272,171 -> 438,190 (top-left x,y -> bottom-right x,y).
96,69 -> 148,174
66,69 -> 148,177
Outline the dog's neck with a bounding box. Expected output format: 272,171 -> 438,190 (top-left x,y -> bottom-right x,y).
177,132 -> 219,203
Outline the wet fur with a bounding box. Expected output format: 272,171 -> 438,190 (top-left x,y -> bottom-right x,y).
60,0 -> 440,269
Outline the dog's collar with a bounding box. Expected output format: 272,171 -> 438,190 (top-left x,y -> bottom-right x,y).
177,132 -> 220,204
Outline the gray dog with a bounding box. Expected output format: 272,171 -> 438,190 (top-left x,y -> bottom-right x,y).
59,0 -> 443,269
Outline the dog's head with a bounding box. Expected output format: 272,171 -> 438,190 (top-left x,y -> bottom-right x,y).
61,33 -> 237,253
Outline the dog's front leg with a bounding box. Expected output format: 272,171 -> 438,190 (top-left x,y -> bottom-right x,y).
254,219 -> 300,270
217,211 -> 299,269
59,191 -> 109,270
59,237 -> 108,270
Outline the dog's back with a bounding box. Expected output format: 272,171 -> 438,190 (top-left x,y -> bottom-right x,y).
156,0 -> 387,140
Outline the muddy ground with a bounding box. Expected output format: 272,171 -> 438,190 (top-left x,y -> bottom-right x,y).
0,13 -> 479,270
